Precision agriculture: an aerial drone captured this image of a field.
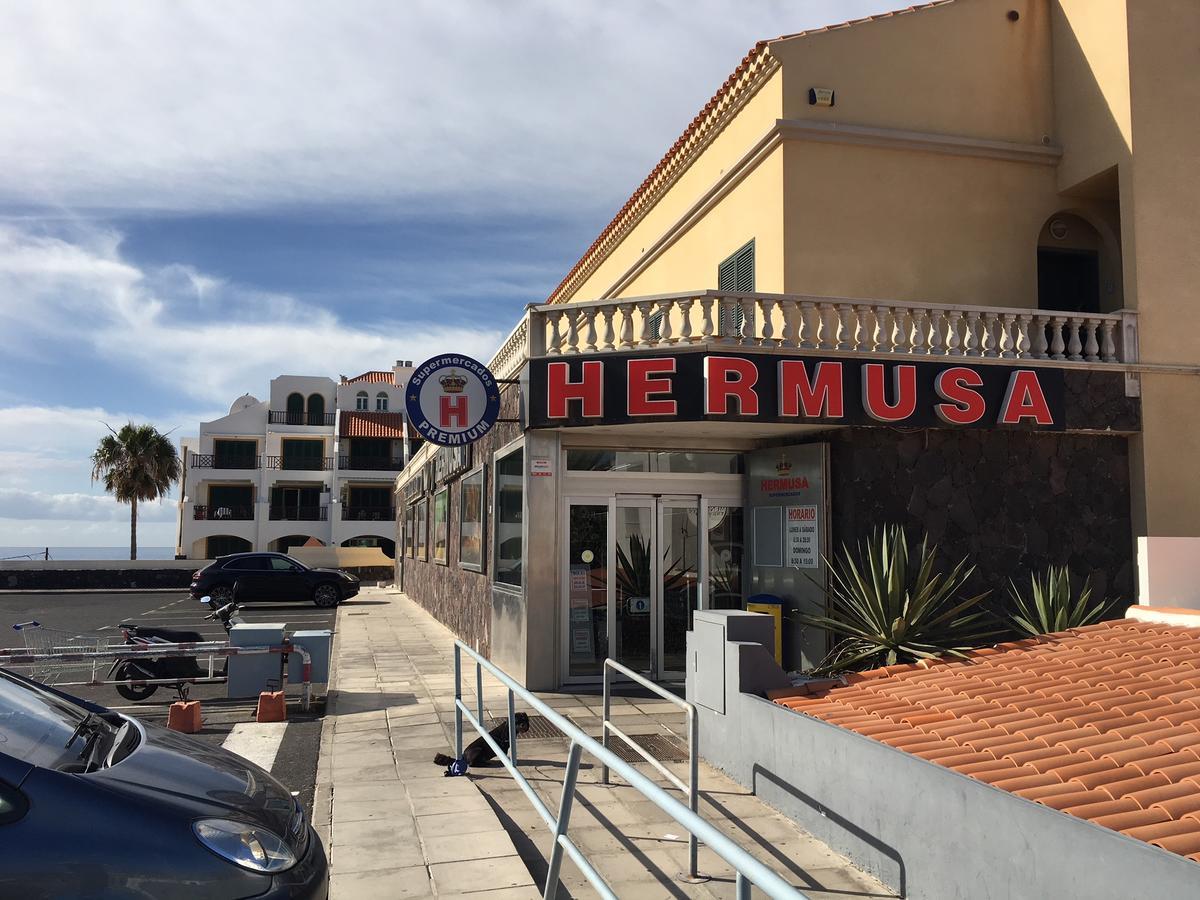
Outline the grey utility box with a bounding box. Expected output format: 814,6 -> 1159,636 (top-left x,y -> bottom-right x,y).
286,630 -> 332,685
226,622 -> 286,699
689,610 -> 782,714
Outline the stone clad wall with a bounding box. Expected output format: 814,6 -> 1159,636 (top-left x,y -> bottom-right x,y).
808,427 -> 1134,602
400,385 -> 522,657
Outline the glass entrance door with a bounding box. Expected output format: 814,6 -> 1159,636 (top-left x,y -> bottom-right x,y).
565,494 -> 740,683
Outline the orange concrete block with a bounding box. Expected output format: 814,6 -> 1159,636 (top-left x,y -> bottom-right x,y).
256,691 -> 287,723
167,701 -> 202,734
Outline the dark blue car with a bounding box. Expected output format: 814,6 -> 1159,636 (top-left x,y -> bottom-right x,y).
0,668 -> 327,898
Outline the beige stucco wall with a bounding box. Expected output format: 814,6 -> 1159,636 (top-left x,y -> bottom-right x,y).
1051,0 -> 1131,192
566,66 -> 784,301
1123,1 -> 1200,537
615,144 -> 784,297
773,0 -> 1054,146
781,139 -> 1065,307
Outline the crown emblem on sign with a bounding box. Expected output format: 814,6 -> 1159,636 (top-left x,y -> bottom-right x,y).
776,455 -> 792,475
439,370 -> 467,393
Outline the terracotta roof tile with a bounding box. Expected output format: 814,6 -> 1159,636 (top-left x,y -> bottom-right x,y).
346,370 -> 395,384
339,411 -> 406,439
774,617 -> 1200,864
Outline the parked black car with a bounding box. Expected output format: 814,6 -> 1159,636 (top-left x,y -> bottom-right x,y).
191,552 -> 359,608
0,667 -> 327,898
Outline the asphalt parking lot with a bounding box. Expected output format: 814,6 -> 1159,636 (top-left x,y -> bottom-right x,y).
0,589 -> 347,816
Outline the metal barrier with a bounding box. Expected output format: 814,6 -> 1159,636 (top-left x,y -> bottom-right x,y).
453,641 -> 808,899
600,658 -> 702,882
0,641 -> 314,711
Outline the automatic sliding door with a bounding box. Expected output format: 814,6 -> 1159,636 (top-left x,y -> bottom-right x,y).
567,503 -> 609,679
659,501 -> 700,677
613,500 -> 654,676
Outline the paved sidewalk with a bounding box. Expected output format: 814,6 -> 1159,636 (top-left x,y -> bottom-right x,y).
315,589 -> 891,899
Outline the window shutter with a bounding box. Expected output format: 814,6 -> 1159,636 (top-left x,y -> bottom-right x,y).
717,240 -> 755,337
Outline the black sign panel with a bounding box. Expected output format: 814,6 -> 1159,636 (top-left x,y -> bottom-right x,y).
528,350 -> 1070,431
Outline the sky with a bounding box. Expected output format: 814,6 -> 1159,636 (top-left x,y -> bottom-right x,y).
0,0 -> 903,548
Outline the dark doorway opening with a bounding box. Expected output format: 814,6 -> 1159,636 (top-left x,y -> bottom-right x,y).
1037,248 -> 1100,314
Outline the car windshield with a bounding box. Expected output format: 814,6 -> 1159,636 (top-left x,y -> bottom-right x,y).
0,671 -> 116,771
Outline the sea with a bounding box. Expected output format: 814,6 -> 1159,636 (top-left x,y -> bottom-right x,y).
0,546 -> 177,562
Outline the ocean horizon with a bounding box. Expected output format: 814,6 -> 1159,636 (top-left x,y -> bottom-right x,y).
0,546 -> 176,562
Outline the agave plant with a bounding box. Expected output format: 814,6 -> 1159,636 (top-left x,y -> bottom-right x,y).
796,524 -> 999,673
1006,566 -> 1116,636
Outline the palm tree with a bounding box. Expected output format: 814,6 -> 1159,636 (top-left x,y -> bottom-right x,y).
91,423 -> 181,560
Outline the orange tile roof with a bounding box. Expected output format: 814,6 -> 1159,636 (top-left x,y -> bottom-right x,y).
545,1 -> 956,305
347,371 -> 395,384
340,412 -> 406,439
772,616 -> 1200,864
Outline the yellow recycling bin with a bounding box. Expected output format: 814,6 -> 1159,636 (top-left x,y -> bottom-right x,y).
745,595 -> 783,665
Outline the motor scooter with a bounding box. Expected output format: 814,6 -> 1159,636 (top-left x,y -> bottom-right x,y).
109,596 -> 243,701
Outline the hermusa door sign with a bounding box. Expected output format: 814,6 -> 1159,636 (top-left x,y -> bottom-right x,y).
406,355 -> 501,446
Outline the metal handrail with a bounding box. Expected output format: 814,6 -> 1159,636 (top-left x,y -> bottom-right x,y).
453,641 -> 807,899
601,658 -> 700,881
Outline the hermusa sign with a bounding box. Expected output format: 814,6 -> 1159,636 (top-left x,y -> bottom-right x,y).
406,354 -> 501,446
528,352 -> 1067,430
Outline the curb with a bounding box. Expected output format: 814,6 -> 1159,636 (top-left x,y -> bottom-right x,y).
0,588 -> 187,595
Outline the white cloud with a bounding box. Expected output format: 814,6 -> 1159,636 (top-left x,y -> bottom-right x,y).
0,223 -> 505,405
0,0 -> 899,215
0,488 -> 177,523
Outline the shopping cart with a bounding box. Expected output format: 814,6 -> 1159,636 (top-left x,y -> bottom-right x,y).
8,621 -> 126,684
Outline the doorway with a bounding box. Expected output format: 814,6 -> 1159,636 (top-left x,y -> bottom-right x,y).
564,494 -> 742,683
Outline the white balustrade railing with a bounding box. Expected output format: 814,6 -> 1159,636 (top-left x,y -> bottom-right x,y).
521,291 -> 1134,366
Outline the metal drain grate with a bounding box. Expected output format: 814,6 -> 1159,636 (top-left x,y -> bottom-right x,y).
487,714 -> 565,741
606,732 -> 689,763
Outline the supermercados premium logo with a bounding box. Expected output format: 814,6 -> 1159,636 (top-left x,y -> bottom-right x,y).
406,354 -> 501,446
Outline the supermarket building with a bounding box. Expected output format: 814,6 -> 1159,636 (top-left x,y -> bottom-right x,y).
395,0 -> 1200,691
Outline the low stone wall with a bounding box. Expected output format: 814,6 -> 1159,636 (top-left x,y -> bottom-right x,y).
0,561 -> 197,591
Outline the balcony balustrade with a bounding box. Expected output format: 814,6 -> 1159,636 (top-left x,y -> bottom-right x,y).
486,290 -> 1139,379
193,505 -> 254,521
267,456 -> 334,471
341,505 -> 395,522
268,411 -> 335,426
189,453 -> 261,470
338,455 -> 405,471
268,505 -> 328,521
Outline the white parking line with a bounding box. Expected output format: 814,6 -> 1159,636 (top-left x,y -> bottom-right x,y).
221,721 -> 288,771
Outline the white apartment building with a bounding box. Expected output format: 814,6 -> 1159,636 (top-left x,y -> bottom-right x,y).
176,362 -> 417,559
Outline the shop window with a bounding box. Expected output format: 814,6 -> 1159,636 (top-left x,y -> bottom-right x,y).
459,465 -> 486,573
717,239 -> 754,337
432,487 -> 449,565
415,498 -> 428,561
493,445 -> 524,588
376,391 -> 389,411
566,449 -> 742,475
707,506 -> 743,609
356,391 -> 369,411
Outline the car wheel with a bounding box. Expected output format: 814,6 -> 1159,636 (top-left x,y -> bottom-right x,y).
313,583 -> 341,608
209,585 -> 234,603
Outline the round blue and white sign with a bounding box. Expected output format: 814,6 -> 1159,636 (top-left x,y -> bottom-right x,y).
406,354 -> 501,446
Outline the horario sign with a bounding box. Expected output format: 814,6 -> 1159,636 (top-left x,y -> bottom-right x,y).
527,351 -> 1065,430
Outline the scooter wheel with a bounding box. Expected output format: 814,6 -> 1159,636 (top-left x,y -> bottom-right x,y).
114,665 -> 158,701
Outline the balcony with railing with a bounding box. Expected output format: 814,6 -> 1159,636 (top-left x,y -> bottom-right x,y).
268,505 -> 328,521
193,505 -> 255,521
189,453 -> 261,470
267,455 -> 334,471
487,289 -> 1139,379
268,411 -> 336,426
338,455 -> 405,471
341,504 -> 395,522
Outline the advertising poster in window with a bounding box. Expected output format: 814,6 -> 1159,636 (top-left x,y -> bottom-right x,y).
432,488 -> 449,565
569,563 -> 594,657
459,466 -> 485,572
